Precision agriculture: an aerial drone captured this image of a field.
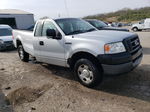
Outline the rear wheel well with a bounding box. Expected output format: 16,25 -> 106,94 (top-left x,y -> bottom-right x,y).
16,40 -> 22,48
68,52 -> 102,71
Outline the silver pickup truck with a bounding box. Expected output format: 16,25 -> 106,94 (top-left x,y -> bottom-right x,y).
13,18 -> 143,87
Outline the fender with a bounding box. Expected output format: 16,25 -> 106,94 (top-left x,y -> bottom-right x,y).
65,41 -> 105,60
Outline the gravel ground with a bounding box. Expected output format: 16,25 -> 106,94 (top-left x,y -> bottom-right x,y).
0,31 -> 150,112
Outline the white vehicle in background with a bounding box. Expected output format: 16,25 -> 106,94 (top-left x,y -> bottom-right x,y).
132,18 -> 150,31
0,25 -> 14,51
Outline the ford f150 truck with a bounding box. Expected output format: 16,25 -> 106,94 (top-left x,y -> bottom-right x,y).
13,18 -> 143,87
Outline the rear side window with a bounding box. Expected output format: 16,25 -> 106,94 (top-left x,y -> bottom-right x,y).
34,21 -> 43,36
0,29 -> 12,36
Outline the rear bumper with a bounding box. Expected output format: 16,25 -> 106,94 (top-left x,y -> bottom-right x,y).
97,48 -> 143,75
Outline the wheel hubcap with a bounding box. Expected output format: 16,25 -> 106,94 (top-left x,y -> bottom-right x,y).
133,28 -> 137,31
78,64 -> 94,84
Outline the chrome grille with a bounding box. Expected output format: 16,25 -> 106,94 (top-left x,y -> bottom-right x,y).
123,35 -> 141,56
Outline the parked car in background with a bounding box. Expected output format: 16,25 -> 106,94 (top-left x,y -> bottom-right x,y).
132,18 -> 150,31
111,22 -> 123,27
13,18 -> 142,87
0,25 -> 14,51
86,19 -> 129,32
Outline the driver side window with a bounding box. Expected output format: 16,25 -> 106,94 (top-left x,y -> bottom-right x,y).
42,21 -> 57,36
139,20 -> 144,24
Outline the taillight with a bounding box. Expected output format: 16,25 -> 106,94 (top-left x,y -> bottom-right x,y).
12,33 -> 14,39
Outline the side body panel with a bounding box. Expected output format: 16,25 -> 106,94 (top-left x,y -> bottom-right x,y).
34,19 -> 67,66
144,19 -> 150,29
13,30 -> 35,56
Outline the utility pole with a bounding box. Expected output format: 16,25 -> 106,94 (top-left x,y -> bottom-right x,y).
64,0 -> 70,17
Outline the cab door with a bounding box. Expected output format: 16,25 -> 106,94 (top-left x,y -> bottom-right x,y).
32,21 -> 43,58
144,19 -> 150,29
139,20 -> 145,29
38,20 -> 66,66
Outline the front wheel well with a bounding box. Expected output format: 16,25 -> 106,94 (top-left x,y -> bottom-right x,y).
68,52 -> 102,71
132,27 -> 138,30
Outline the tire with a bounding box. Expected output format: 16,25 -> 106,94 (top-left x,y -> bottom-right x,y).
74,59 -> 103,88
18,45 -> 29,62
138,29 -> 142,31
132,27 -> 138,32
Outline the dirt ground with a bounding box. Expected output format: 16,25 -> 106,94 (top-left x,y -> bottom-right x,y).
0,30 -> 150,112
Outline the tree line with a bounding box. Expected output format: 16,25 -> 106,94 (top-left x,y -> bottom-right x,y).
84,7 -> 150,22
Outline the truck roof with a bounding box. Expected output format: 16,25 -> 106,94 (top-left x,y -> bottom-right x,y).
146,18 -> 150,21
37,18 -> 83,24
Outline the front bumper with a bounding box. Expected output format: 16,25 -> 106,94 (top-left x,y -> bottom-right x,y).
97,48 -> 143,75
0,41 -> 15,51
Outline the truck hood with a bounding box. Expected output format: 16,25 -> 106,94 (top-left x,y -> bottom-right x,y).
0,36 -> 13,41
74,30 -> 136,43
132,23 -> 139,27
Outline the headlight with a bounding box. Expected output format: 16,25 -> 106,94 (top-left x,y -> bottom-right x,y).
0,39 -> 4,44
104,42 -> 126,54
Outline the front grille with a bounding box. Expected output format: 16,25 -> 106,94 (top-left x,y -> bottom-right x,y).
4,41 -> 13,44
123,35 -> 141,56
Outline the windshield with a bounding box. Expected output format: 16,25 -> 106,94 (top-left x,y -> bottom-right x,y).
55,18 -> 96,35
89,20 -> 108,28
0,29 -> 12,36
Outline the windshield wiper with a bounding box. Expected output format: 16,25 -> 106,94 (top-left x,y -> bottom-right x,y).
85,28 -> 96,32
67,30 -> 84,35
67,28 -> 96,35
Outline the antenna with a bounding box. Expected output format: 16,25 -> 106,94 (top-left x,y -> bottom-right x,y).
58,13 -> 61,18
64,0 -> 69,17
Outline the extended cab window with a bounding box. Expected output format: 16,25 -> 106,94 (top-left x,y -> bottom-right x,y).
35,21 -> 43,36
42,21 -> 57,36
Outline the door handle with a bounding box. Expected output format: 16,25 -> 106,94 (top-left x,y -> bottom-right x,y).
39,41 -> 44,46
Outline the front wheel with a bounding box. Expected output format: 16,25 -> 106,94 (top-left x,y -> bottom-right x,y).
74,59 -> 103,88
132,27 -> 138,32
18,45 -> 29,62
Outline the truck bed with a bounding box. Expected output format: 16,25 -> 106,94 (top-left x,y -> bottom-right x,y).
13,30 -> 35,56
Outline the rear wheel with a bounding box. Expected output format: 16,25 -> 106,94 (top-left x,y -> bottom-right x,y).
138,29 -> 142,31
18,45 -> 29,62
74,59 -> 103,88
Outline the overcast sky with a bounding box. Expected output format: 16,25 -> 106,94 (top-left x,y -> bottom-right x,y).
0,0 -> 150,19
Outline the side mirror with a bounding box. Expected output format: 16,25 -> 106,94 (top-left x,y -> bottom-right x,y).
46,29 -> 56,37
46,29 -> 62,40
